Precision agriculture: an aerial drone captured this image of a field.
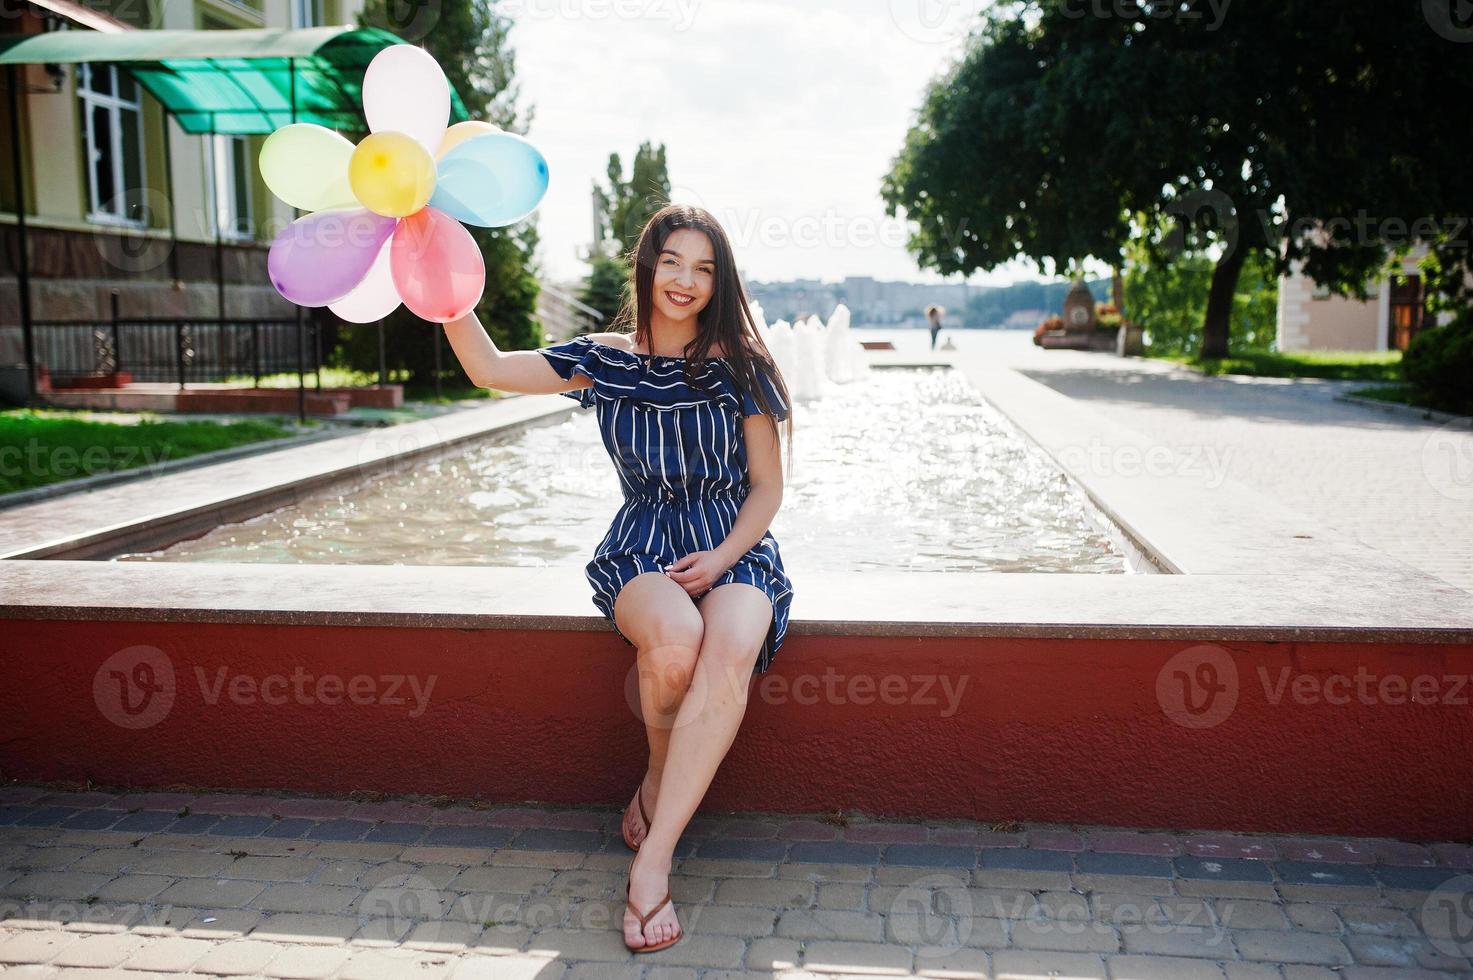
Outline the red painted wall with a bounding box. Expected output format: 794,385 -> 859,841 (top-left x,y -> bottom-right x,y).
2,618 -> 1469,840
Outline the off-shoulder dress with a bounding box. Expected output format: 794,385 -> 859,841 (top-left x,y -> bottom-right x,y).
537,335 -> 793,674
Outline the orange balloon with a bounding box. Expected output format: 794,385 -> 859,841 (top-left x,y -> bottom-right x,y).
436,120 -> 503,160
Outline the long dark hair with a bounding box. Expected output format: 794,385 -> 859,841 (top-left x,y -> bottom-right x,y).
611,203 -> 795,477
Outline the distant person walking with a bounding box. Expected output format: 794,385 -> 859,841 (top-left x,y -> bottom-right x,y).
926,304 -> 944,350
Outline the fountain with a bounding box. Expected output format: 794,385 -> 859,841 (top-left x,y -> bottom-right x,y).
747,300 -> 871,407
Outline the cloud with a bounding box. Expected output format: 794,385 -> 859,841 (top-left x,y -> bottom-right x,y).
512,0 -> 1004,285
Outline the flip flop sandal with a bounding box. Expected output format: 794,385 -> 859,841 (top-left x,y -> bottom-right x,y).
622,781 -> 652,852
624,855 -> 684,953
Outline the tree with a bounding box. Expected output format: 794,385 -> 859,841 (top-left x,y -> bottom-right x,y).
593,142 -> 671,258
344,0 -> 543,385
881,0 -> 1472,360
580,251 -> 631,328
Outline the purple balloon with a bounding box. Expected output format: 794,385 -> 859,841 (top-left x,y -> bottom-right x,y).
268,208 -> 398,307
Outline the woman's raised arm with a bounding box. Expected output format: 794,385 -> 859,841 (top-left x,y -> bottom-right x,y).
441,308 -> 587,395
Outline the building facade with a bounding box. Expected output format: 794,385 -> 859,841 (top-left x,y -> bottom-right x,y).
1276,247 -> 1453,353
0,0 -> 358,341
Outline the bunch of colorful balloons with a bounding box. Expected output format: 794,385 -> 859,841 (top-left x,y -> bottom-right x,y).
260,44 -> 549,323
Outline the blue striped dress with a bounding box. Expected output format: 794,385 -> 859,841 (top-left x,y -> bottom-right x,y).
537,335 -> 794,674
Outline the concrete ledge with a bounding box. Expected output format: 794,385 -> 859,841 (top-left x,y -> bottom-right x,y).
2,560 -> 1471,642
2,601 -> 1469,839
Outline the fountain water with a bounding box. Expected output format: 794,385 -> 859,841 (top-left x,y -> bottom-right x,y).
747,300 -> 870,408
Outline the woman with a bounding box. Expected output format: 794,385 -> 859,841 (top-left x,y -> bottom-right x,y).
441,203 -> 795,953
926,303 -> 944,350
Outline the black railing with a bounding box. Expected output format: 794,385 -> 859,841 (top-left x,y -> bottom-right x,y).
29,316 -> 320,387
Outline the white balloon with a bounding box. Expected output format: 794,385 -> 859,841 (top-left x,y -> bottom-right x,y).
362,45 -> 451,155
329,239 -> 402,323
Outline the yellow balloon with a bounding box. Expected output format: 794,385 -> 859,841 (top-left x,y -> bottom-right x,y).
349,131 -> 436,218
436,120 -> 503,160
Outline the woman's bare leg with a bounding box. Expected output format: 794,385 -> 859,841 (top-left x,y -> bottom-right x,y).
613,572 -> 702,848
624,582 -> 772,948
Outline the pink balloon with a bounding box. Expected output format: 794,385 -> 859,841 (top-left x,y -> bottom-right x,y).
268,208 -> 397,307
389,206 -> 485,323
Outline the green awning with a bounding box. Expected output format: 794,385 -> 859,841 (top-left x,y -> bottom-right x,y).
0,26 -> 471,135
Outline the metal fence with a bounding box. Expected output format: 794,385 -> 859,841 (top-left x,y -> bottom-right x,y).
30,316 -> 320,387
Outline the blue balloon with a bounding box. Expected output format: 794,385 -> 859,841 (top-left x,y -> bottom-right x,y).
429,132 -> 550,228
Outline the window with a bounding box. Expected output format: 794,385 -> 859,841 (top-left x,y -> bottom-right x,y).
208,134 -> 253,239
77,63 -> 146,227
291,0 -> 324,28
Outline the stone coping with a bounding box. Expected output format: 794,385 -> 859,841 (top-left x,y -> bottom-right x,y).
2,561 -> 1471,642
1,352 -> 1469,642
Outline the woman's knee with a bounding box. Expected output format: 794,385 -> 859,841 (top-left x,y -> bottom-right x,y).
695,584 -> 771,674
615,572 -> 705,656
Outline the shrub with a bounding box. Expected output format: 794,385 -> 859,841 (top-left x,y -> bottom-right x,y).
1402,308 -> 1473,415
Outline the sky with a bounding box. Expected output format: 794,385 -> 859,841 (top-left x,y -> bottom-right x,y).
508,0 -> 1059,288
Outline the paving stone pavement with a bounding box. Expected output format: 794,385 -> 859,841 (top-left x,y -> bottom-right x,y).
950,332 -> 1473,596
2,784 -> 1471,978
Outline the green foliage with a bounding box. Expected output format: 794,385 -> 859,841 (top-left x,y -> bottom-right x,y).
882,1 -> 1472,357
581,251 -> 631,329
1125,245 -> 1278,357
1154,350 -> 1402,381
594,142 -> 672,259
0,410 -> 294,495
1402,309 -> 1473,415
348,0 -> 542,384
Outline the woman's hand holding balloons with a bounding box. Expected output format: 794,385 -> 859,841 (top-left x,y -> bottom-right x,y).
260,44 -> 550,324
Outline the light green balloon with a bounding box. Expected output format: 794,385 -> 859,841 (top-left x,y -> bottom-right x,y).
259,123 -> 358,213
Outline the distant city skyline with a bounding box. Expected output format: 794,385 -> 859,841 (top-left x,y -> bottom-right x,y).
512,1 -> 1098,290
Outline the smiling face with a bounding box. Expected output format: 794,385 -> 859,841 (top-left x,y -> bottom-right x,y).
651,228 -> 716,323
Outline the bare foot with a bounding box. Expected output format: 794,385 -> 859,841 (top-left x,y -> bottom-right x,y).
621,770 -> 660,849
624,848 -> 680,949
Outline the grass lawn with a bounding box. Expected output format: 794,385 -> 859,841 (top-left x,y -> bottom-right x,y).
0,409 -> 303,496
1342,382 -> 1459,413
1147,349 -> 1403,381
222,366 -> 399,389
